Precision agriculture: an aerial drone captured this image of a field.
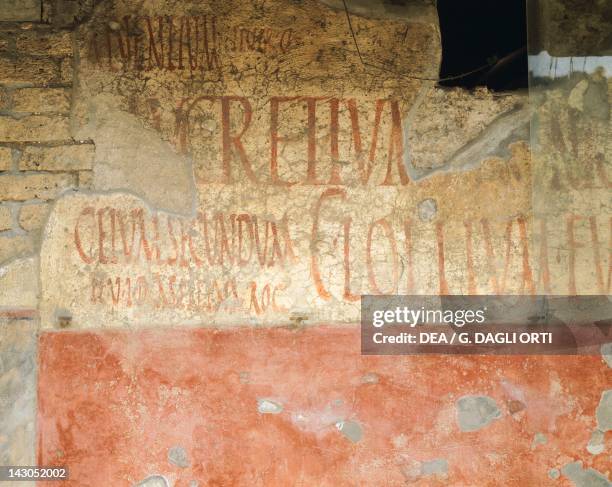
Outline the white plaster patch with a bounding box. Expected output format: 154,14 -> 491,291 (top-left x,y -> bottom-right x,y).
257,399 -> 283,414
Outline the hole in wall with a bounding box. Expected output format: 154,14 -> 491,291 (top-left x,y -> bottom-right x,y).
437,0 -> 528,91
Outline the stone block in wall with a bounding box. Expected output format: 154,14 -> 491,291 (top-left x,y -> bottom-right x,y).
0,234 -> 34,263
15,31 -> 72,57
0,57 -> 57,85
11,88 -> 70,114
0,115 -> 70,142
43,0 -> 94,28
0,205 -> 12,231
18,201 -> 48,231
59,57 -> 72,83
0,87 -> 9,110
0,0 -> 41,22
0,318 -> 37,478
0,257 -> 38,308
0,147 -> 12,171
0,173 -> 74,200
20,144 -> 94,171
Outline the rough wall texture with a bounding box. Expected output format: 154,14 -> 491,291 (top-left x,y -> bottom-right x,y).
0,0 -> 610,485
529,0 -> 612,55
36,328 -> 611,486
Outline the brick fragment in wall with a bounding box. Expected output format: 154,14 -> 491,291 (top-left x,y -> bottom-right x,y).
15,31 -> 73,57
0,57 -> 58,85
0,257 -> 38,308
18,202 -> 48,231
11,88 -> 70,114
0,173 -> 75,201
0,205 -> 12,231
0,147 -> 12,171
0,234 -> 34,263
0,115 -> 70,142
20,144 -> 94,171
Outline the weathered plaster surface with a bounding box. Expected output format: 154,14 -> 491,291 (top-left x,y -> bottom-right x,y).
404,87 -> 528,176
37,141 -> 536,329
36,327 -> 612,486
76,94 -> 196,215
29,0 -> 570,329
530,0 -> 612,56
0,257 -> 38,310
0,319 -> 37,481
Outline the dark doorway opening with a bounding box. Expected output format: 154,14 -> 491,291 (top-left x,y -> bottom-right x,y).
437,0 -> 528,91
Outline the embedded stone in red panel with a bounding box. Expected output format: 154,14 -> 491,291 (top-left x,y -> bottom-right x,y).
37,327 -> 611,486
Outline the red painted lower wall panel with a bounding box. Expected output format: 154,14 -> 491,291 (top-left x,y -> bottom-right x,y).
37,326 -> 610,486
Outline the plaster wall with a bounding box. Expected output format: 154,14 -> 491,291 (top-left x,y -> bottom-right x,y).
0,0 -> 609,485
